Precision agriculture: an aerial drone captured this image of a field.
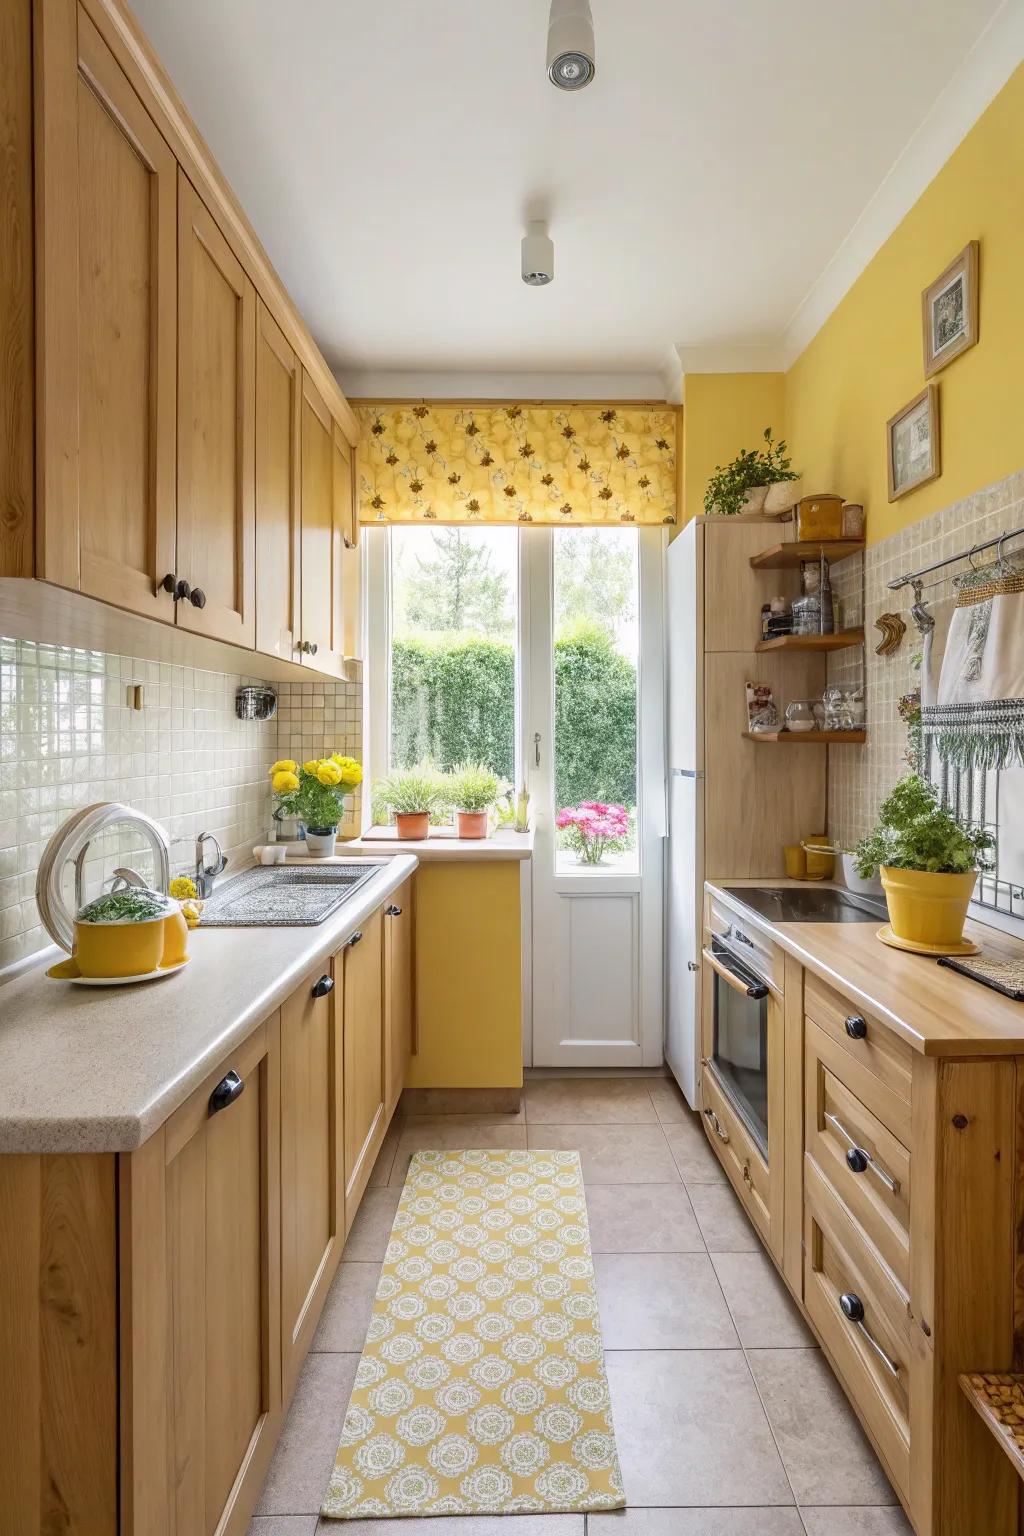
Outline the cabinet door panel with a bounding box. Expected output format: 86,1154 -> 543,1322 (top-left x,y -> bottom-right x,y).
384,881 -> 414,1119
280,972 -> 341,1397
36,3 -> 176,616
255,300 -> 301,663
300,371 -> 334,663
177,172 -> 256,646
342,908 -> 386,1222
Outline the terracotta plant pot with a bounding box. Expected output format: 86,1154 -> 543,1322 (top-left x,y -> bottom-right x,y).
880,866 -> 978,952
456,810 -> 488,840
395,811 -> 429,840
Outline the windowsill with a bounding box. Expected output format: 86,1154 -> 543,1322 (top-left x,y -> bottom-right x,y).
339,826 -> 534,861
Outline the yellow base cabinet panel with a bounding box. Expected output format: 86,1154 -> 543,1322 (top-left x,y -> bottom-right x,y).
409,861 -> 523,1091
384,879 -> 415,1119
341,907 -> 387,1225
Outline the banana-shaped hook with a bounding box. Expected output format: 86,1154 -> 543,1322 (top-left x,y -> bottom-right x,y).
874,612 -> 907,656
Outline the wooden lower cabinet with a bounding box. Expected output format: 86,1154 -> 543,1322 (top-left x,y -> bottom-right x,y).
384,880 -> 414,1119
279,966 -> 344,1401
341,908 -> 387,1224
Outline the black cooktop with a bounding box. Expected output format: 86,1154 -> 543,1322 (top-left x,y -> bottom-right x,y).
723,886 -> 886,923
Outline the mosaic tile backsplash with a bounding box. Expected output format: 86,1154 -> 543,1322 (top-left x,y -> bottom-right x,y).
826,467 -> 1024,882
0,640 -> 362,972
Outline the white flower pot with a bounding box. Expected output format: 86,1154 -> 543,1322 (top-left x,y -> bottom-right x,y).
764,478 -> 802,514
739,486 -> 769,514
305,827 -> 338,858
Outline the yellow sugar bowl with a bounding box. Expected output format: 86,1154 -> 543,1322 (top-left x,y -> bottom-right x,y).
74,885 -> 190,979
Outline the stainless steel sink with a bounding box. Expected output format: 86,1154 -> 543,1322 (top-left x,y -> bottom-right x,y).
199,863 -> 380,927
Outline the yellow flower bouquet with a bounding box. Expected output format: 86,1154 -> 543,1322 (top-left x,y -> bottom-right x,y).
269,753 -> 362,856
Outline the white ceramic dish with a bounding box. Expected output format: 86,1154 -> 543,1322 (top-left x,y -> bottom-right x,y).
46,956 -> 191,986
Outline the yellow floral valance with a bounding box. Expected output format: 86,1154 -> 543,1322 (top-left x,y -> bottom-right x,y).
355,402 -> 677,526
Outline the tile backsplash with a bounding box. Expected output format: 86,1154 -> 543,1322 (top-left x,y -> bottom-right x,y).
0,640 -> 363,972
827,466 -> 1024,854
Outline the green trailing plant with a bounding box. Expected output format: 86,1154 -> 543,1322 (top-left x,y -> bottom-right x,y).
374,762 -> 449,818
854,773 -> 994,878
703,428 -> 797,516
447,762 -> 500,814
77,888 -> 168,923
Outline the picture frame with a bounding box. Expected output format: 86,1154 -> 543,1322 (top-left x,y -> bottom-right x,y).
922,240 -> 979,377
887,384 -> 940,502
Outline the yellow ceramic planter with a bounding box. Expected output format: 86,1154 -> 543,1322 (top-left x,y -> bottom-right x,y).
74,893 -> 190,978
879,866 -> 978,952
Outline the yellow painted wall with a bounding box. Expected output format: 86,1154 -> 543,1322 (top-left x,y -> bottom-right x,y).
785,62 -> 1024,546
680,372 -> 786,527
409,861 -> 523,1089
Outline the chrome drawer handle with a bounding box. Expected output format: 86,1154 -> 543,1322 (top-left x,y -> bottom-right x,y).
839,1292 -> 901,1380
704,1107 -> 729,1145
824,1111 -> 901,1195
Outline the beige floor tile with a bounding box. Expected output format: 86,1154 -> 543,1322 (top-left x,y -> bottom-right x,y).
316,1518 -> 584,1535
800,1511 -> 912,1535
687,1182 -> 761,1251
256,1352 -> 358,1515
595,1253 -> 739,1349
368,1117 -> 402,1187
604,1349 -> 793,1506
311,1261 -> 380,1352
527,1124 -> 679,1184
524,1078 -> 658,1124
711,1250 -> 814,1347
646,1079 -> 692,1125
585,1182 -> 705,1253
249,1519 -> 318,1536
589,1510 -> 804,1534
403,1108 -> 526,1125
388,1124 -> 528,1185
663,1113 -> 728,1184
341,1188 -> 402,1261
748,1348 -> 899,1506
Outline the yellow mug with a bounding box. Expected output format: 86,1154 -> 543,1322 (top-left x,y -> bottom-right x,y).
802,840 -> 837,881
784,845 -> 807,880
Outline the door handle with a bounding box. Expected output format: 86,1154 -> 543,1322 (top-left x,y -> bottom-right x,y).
534,731 -> 541,767
824,1111 -> 900,1194
702,947 -> 769,1001
311,974 -> 334,998
839,1292 -> 901,1379
344,930 -> 363,948
385,904 -> 402,917
703,1106 -> 729,1145
208,1070 -> 244,1116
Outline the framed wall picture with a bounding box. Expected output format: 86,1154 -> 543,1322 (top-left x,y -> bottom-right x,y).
887,384 -> 940,502
922,240 -> 979,377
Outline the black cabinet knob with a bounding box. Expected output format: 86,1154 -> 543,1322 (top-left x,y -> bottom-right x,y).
208,1070 -> 244,1117
844,1014 -> 868,1040
189,587 -> 206,609
161,572 -> 177,594
311,974 -> 334,998
846,1146 -> 870,1175
175,579 -> 191,602
840,1292 -> 865,1324
385,904 -> 403,917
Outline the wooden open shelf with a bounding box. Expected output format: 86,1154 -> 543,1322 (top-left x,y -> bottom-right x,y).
750,539 -> 865,570
755,628 -> 865,653
960,1374 -> 1024,1483
743,730 -> 866,745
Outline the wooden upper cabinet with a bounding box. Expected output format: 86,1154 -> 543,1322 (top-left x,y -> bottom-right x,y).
176,172 -> 256,647
299,371 -> 349,676
255,299 -> 301,663
341,909 -> 386,1224
35,1 -> 177,618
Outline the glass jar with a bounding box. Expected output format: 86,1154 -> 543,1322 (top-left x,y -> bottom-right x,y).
784,700 -> 817,733
791,593 -> 821,635
822,685 -> 855,732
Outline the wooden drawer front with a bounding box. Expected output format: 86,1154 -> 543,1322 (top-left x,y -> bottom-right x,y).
804,973 -> 912,1144
702,1065 -> 771,1249
805,1159 -> 910,1501
806,1022 -> 910,1291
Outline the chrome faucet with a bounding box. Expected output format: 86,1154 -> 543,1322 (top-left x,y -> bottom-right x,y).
195,831 -> 228,898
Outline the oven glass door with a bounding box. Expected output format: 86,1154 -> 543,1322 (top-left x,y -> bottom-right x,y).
710,936 -> 769,1160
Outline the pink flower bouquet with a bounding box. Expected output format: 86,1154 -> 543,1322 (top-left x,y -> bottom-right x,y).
555,801 -> 631,865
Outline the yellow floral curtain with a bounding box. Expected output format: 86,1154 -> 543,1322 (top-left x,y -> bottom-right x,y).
355,402 -> 677,526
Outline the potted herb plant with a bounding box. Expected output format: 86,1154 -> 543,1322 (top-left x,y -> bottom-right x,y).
854,774 -> 994,953
704,428 -> 799,517
375,763 -> 448,840
270,754 -> 363,857
448,762 -> 499,839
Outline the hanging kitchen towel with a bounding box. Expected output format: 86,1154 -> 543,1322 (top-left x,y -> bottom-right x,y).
922,560 -> 1024,771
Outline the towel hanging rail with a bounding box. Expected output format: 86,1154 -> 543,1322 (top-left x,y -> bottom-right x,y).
888,523 -> 1024,590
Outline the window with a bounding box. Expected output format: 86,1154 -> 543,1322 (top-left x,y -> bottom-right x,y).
387,526 -> 518,781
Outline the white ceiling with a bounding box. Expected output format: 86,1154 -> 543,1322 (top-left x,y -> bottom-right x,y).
131,0 -> 1016,397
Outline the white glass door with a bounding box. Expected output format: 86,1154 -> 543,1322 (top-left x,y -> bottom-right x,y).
523,527 -> 665,1068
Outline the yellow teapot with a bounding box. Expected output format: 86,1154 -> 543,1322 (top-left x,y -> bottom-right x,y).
73,884 -> 190,979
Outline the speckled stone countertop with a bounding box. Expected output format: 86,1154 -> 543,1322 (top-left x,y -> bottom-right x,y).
0,855 -> 416,1155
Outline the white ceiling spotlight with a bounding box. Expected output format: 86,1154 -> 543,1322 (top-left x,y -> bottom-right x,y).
521,222 -> 555,287
547,0 -> 596,91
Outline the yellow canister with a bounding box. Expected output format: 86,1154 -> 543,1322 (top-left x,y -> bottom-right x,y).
73,886 -> 189,978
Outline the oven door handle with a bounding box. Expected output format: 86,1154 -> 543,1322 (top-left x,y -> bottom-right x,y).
701,946 -> 770,1001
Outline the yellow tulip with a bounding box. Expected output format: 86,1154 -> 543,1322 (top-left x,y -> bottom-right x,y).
272,769 -> 300,794
271,758 -> 297,776
317,760 -> 343,786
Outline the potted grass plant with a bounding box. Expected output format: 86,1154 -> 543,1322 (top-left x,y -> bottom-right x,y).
448,762 -> 500,839
376,763 -> 448,840
270,754 -> 362,857
854,774 -> 994,953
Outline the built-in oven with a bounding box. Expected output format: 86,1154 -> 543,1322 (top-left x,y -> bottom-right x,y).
703,931 -> 771,1158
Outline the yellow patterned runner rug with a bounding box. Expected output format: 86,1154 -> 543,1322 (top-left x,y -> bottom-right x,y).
322,1149 -> 625,1519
